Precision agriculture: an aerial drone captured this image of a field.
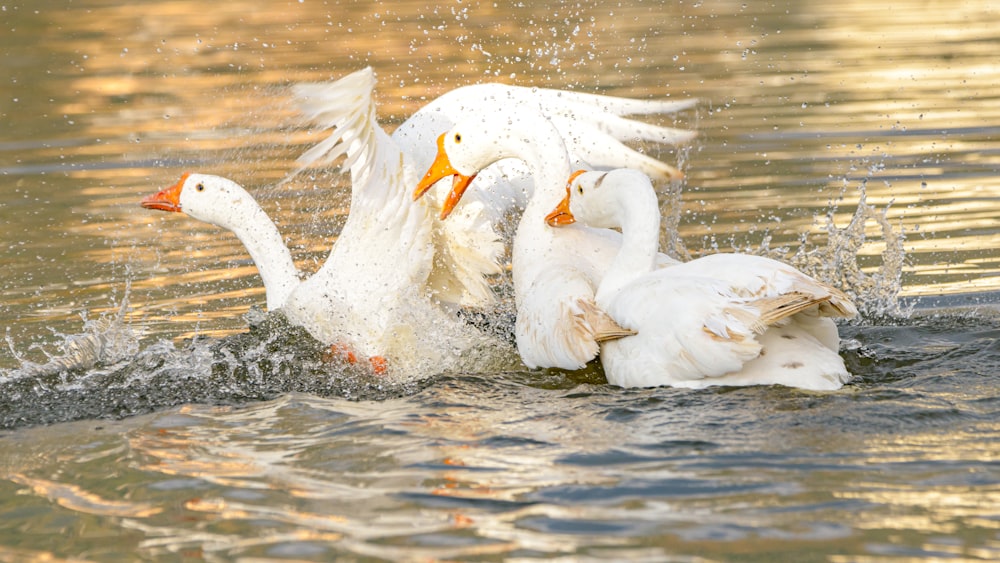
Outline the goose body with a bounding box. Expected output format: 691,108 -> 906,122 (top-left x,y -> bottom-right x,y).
413,104 -> 695,370
142,172 -> 495,376
546,169 -> 857,390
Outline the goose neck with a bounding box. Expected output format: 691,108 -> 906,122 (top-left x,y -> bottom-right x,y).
595,186 -> 662,306
227,201 -> 300,309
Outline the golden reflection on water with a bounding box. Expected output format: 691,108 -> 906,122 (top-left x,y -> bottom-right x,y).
2,388 -> 995,559
6,473 -> 162,519
106,390 -> 646,557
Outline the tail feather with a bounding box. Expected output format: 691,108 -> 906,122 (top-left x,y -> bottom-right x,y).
576,299 -> 638,342
751,292 -> 834,329
821,285 -> 859,318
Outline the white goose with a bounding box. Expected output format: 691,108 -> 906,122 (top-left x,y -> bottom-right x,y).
142,68 -> 697,377
545,169 -> 857,390
413,104 -> 695,370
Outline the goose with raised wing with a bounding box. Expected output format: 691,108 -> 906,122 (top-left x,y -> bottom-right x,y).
142,68 -> 697,377
413,103 -> 696,370
545,169 -> 857,390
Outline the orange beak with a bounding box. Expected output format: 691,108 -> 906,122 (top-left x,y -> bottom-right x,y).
412,133 -> 477,220
438,174 -> 476,220
545,170 -> 587,227
141,173 -> 189,213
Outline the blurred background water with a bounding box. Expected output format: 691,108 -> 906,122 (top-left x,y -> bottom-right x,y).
0,0 -> 998,560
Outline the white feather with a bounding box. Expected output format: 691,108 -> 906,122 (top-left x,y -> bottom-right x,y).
559,169 -> 857,390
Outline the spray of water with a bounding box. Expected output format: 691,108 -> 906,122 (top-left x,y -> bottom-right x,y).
4,286 -> 139,381
657,138 -> 695,262
656,139 -> 908,321
785,181 -> 910,320
0,300 -> 439,429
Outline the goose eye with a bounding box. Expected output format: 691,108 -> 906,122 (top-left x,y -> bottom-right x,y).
454,133 -> 462,144
196,183 -> 205,192
577,185 -> 584,195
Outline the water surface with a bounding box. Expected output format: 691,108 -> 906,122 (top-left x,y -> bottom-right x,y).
1,0 -> 999,560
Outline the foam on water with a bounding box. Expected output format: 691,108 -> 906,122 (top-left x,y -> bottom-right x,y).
3,294 -> 140,382
0,299 -> 439,429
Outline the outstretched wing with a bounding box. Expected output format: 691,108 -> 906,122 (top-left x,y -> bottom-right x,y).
289,68 -> 697,308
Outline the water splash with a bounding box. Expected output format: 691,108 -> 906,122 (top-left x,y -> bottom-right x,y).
787,181 -> 909,320
658,133 -> 696,262
657,177 -> 692,261
0,302 -> 435,430
4,290 -> 139,381
686,179 -> 908,321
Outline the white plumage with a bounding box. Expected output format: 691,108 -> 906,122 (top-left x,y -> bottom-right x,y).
413,103 -> 695,370
142,68 -> 695,377
545,169 -> 857,390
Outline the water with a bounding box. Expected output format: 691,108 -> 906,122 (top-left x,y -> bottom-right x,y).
1,0 -> 999,559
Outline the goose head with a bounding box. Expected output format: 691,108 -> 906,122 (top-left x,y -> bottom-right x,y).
546,168 -> 655,230
411,129 -> 496,219
141,173 -> 256,229
141,172 -> 300,311
413,109 -> 562,219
